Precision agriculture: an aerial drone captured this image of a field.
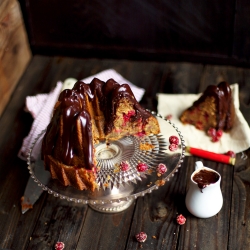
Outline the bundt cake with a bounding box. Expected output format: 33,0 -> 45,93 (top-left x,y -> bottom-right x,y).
180,81 -> 235,132
42,78 -> 160,191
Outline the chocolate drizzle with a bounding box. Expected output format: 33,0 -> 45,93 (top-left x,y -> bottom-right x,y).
192,169 -> 219,191
42,78 -> 152,170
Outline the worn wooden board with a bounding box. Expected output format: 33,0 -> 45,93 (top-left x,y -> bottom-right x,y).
0,0 -> 31,116
0,56 -> 250,249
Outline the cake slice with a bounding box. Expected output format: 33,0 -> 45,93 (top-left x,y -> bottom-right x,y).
42,78 -> 160,191
180,81 -> 235,132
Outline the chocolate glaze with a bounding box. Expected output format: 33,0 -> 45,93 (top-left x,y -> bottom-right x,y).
42,78 -> 152,170
192,169 -> 219,190
190,81 -> 234,131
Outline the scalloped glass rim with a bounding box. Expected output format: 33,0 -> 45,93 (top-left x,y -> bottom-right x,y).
27,111 -> 186,205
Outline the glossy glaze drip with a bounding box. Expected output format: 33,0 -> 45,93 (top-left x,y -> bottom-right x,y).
192,81 -> 233,130
42,78 -> 151,170
192,169 -> 219,190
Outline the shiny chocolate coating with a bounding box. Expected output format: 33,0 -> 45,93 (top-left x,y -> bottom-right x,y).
42,78 -> 152,170
192,81 -> 234,131
192,169 -> 219,190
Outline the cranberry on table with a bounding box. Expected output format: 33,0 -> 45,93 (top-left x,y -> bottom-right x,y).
135,232 -> 147,242
55,242 -> 65,250
176,214 -> 186,225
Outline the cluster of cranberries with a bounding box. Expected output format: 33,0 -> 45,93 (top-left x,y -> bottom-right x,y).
207,128 -> 223,142
169,135 -> 179,152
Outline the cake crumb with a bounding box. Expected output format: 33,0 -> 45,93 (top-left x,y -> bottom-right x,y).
140,143 -> 155,151
155,179 -> 166,186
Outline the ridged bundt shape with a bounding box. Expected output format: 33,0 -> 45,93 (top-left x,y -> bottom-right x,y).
42,78 -> 160,191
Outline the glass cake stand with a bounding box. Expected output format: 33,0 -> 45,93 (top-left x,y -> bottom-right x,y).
27,112 -> 186,213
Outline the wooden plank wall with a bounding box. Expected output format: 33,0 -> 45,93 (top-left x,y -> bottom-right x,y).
19,0 -> 250,66
0,0 -> 31,116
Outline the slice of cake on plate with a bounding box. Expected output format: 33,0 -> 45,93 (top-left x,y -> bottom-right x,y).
180,81 -> 235,133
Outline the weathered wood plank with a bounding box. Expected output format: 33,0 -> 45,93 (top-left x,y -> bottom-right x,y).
126,158 -> 189,250
77,204 -> 135,249
0,0 -> 31,116
228,149 -> 250,249
0,55 -> 250,249
26,196 -> 88,250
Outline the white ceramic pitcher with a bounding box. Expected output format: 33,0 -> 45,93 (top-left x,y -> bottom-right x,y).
185,161 -> 223,218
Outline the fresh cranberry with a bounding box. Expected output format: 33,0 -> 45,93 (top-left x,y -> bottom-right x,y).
211,136 -> 220,142
169,143 -> 178,151
216,129 -> 223,138
137,162 -> 149,172
165,114 -> 172,120
55,242 -> 65,250
169,135 -> 179,145
207,127 -> 216,137
135,232 -> 147,242
120,161 -> 130,171
176,214 -> 186,225
156,163 -> 167,174
225,150 -> 236,158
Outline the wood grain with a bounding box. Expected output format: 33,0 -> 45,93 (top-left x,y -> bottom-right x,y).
0,56 -> 250,249
0,0 -> 31,116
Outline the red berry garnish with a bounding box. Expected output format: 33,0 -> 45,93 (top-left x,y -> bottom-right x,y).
156,163 -> 167,174
120,161 -> 130,171
169,143 -> 178,151
169,135 -> 179,145
137,162 -> 149,172
176,214 -> 186,225
225,150 -> 236,158
55,242 -> 65,250
135,232 -> 147,242
216,129 -> 223,138
207,128 -> 216,137
165,114 -> 172,120
211,136 -> 220,142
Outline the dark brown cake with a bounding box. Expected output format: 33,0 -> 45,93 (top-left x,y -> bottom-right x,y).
42,78 -> 160,191
180,81 -> 235,132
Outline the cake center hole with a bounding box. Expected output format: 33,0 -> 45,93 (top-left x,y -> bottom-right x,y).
95,143 -> 120,159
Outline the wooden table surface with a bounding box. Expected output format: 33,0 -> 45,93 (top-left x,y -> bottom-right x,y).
1,55 -> 250,250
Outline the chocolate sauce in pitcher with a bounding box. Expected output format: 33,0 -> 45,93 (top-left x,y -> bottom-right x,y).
192,169 -> 219,191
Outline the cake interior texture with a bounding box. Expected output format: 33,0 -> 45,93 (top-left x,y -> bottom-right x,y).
180,81 -> 235,132
42,78 -> 160,191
